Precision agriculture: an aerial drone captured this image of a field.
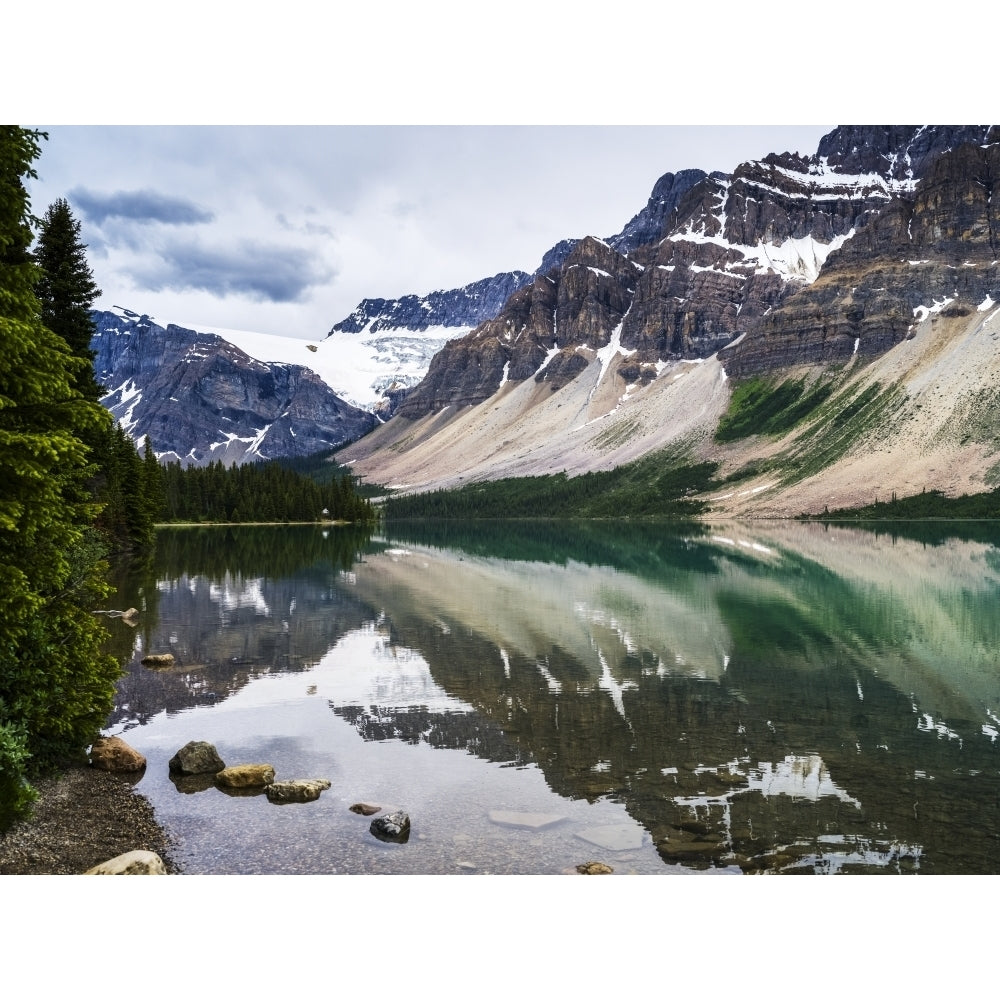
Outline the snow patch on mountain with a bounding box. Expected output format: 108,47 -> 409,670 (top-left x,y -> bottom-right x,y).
190,321 -> 471,414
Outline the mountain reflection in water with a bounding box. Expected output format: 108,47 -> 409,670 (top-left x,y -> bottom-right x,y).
104,521 -> 1000,874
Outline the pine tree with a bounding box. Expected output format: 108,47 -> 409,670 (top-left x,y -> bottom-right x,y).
33,195 -> 162,554
33,197 -> 103,402
0,127 -> 121,824
142,435 -> 166,524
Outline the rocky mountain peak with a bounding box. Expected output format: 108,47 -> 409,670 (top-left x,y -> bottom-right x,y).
816,125 -> 998,182
340,124 -> 1000,517
719,136 -> 1000,376
394,128 -> 980,420
607,168 -> 708,253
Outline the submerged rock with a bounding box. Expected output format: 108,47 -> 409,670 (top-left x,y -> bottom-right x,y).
574,824 -> 645,851
575,861 -> 614,875
169,741 -> 225,775
141,653 -> 175,667
89,736 -> 146,773
488,810 -> 565,830
265,779 -> 331,804
214,764 -> 275,789
85,850 -> 167,875
370,810 -> 411,843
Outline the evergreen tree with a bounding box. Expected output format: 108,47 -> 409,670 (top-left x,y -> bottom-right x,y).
0,127 -> 120,824
142,435 -> 166,523
32,195 -> 160,555
33,197 -> 102,402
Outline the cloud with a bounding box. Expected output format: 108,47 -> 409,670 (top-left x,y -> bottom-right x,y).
69,186 -> 215,226
129,239 -> 334,303
276,212 -> 334,238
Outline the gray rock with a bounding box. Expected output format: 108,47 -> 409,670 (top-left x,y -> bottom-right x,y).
168,740 -> 225,775
265,779 -> 331,804
370,810 -> 411,843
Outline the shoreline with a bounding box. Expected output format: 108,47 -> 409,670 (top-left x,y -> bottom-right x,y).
0,762 -> 179,875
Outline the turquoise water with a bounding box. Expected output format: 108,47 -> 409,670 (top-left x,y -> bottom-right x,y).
104,520 -> 1000,874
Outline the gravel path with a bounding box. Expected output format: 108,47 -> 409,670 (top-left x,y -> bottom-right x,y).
0,763 -> 179,875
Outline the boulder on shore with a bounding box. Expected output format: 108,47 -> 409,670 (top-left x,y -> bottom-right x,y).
214,764 -> 275,789
85,850 -> 167,875
90,736 -> 146,773
265,779 -> 331,804
169,741 -> 225,775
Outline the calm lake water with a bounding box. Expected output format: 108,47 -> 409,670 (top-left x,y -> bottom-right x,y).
103,519 -> 1000,874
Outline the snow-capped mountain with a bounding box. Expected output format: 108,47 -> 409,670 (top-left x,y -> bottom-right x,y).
338,125 -> 1000,515
92,308 -> 376,466
91,125 -> 1000,506
320,272 -> 532,417
314,170 -> 709,417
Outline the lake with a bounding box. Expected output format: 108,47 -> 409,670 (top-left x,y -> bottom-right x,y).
102,519 -> 1000,874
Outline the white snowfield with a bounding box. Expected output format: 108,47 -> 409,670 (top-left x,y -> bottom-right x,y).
194,321 -> 471,413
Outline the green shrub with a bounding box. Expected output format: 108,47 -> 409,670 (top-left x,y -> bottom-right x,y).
0,721 -> 37,830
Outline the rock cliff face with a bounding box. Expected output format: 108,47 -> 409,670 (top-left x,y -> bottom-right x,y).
720,135 -> 1000,375
816,125 -> 995,180
92,309 -> 376,466
321,172 -> 708,416
607,168 -> 709,253
396,128 -> 981,418
396,237 -> 642,417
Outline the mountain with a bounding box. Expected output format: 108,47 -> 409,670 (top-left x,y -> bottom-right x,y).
720,135 -> 1000,373
337,126 -> 1000,515
92,308 -> 376,466
87,162 -> 711,458
313,169 -> 709,418
316,271 -> 531,418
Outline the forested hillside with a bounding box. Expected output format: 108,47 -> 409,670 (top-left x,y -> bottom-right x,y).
157,459 -> 376,523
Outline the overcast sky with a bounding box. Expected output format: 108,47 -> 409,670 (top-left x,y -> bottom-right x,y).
9,5 -> 976,342
25,125 -> 833,339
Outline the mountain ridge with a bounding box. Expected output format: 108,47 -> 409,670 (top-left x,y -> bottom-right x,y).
337,126 -> 1000,515
92,307 -> 376,466
90,126 -> 1000,512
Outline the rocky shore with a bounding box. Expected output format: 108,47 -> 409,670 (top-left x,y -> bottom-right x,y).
0,763 -> 178,875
